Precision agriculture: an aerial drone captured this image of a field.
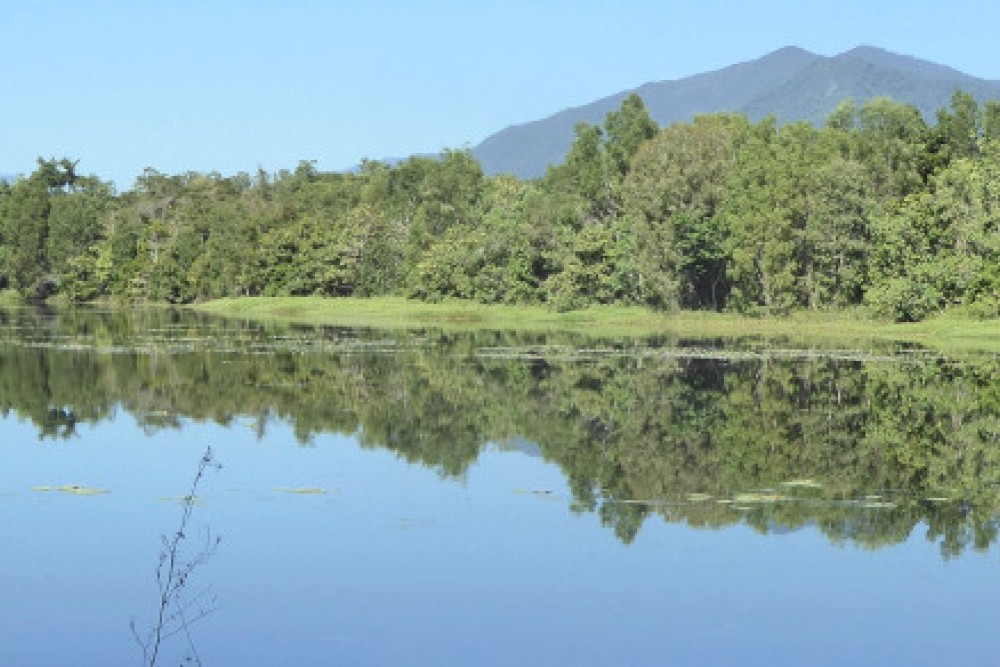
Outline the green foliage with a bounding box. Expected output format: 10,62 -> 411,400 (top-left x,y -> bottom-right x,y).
722,119 -> 800,314
868,147 -> 1000,320
544,223 -> 630,310
3,90 -> 1000,322
622,114 -> 747,309
0,177 -> 51,295
853,97 -> 928,196
603,93 -> 659,183
410,179 -> 545,304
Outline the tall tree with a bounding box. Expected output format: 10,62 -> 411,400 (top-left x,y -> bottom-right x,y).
722,119 -> 800,314
622,113 -> 747,309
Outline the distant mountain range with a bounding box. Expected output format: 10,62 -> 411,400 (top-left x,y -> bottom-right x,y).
8,46 -> 999,185
470,45 -> 1000,179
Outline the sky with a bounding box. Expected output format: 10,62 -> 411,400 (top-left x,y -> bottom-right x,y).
4,0 -> 1000,189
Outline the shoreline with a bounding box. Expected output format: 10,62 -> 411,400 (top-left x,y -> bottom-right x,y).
191,296 -> 1000,351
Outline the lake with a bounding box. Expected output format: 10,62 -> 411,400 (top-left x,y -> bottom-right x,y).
2,306 -> 1000,665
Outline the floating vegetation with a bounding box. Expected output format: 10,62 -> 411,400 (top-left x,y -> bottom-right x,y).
158,495 -> 206,506
860,500 -> 897,509
612,498 -> 661,506
273,487 -> 338,495
33,485 -> 109,496
733,492 -> 785,504
780,479 -> 823,490
1,326 -> 434,359
473,344 -> 924,365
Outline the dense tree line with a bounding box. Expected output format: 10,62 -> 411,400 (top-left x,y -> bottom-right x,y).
3,307 -> 1000,555
3,91 -> 1000,320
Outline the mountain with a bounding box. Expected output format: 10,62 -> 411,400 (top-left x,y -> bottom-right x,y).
739,46 -> 1000,125
0,173 -> 16,184
471,45 -> 1000,179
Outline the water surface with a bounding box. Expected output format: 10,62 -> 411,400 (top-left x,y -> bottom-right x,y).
2,307 -> 1000,665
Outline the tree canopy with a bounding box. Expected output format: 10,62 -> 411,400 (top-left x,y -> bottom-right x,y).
3,91 -> 1000,321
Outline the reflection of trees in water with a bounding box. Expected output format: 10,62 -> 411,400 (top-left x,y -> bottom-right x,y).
3,307 -> 1000,556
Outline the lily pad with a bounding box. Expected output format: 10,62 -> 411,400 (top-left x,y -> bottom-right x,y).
860,500 -> 897,509
733,492 -> 784,504
274,487 -> 338,495
780,479 -> 823,489
34,485 -> 109,496
158,495 -> 206,505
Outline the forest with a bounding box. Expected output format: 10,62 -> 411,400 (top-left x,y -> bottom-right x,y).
2,91 -> 1000,322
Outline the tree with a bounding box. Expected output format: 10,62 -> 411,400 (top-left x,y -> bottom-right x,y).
622,113 -> 747,309
603,92 -> 659,184
722,119 -> 800,314
801,154 -> 872,307
854,97 -> 927,197
0,176 -> 50,295
867,146 -> 1000,321
46,176 -> 111,281
0,157 -> 83,296
935,90 -> 981,161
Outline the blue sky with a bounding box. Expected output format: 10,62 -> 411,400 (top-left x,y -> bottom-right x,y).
4,0 -> 1000,189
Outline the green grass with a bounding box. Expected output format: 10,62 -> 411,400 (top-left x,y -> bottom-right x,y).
0,289 -> 23,306
896,312 -> 1000,351
193,296 -> 1000,350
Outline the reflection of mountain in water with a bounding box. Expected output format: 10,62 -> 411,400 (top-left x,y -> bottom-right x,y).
493,437 -> 543,459
2,306 -> 999,558
766,521 -> 810,536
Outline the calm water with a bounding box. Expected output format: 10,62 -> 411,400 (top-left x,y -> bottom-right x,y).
3,307 -> 1000,665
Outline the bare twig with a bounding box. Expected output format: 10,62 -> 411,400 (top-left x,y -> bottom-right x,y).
132,446 -> 222,666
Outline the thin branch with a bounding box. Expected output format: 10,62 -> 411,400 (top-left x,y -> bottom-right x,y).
133,446 -> 222,666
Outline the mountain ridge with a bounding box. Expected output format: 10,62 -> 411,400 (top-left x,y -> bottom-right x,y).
470,45 -> 1000,179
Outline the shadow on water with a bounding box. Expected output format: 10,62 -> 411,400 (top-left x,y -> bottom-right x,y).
2,306 -> 1000,557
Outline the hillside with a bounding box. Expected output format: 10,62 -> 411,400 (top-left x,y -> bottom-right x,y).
471,45 -> 1000,179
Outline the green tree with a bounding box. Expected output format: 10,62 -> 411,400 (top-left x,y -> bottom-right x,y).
622,113 -> 747,309
603,92 -> 659,185
722,119 -> 800,314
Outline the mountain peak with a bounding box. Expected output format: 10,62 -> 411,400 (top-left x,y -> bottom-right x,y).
769,45 -> 816,58
840,44 -> 894,58
470,46 -> 1000,179
744,45 -> 818,71
833,44 -> 976,82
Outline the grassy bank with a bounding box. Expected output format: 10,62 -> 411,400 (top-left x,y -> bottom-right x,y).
193,296 -> 1000,350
